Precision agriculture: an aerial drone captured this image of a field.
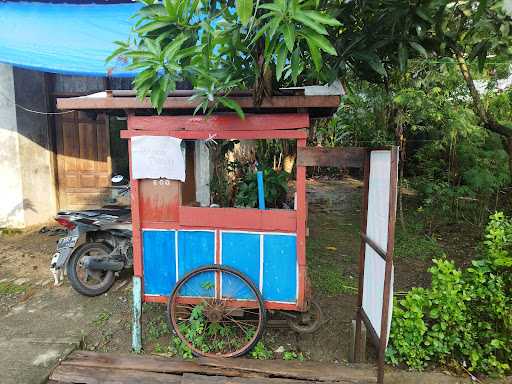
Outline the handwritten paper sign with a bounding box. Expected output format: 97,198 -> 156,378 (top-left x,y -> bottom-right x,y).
131,136 -> 186,181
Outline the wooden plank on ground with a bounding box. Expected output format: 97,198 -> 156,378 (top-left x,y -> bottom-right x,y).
198,358 -> 376,383
181,372 -> 351,384
60,351 -> 258,378
297,147 -> 367,168
51,364 -> 181,384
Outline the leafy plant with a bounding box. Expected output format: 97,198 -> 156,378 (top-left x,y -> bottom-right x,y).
387,212 -> 512,377
250,341 -> 273,359
283,351 -> 304,361
108,0 -> 340,114
235,168 -> 289,208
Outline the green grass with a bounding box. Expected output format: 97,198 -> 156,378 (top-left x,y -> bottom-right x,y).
394,211 -> 445,261
306,211 -> 360,296
309,264 -> 357,295
394,229 -> 444,261
0,282 -> 27,295
0,228 -> 23,236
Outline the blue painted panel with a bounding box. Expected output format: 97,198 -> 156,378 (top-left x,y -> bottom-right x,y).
221,232 -> 260,299
142,230 -> 176,295
263,234 -> 297,302
177,231 -> 215,298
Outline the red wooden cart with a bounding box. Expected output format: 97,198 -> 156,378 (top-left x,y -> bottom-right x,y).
122,113 -> 318,357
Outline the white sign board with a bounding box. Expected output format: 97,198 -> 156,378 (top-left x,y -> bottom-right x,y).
362,150 -> 396,343
131,136 -> 185,181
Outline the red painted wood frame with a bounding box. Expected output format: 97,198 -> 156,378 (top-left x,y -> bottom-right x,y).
124,113 -> 309,312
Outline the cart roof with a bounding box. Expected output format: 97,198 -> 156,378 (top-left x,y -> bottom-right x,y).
56,89 -> 341,117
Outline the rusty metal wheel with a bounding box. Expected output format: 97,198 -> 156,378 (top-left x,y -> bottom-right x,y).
167,264 -> 266,358
287,300 -> 323,334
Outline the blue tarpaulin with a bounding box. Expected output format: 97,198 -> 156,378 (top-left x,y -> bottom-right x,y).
0,1 -> 141,77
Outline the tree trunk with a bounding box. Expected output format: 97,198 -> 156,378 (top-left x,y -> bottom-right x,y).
452,46 -> 512,177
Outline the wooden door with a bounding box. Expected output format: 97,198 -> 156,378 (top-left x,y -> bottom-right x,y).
56,112 -> 112,210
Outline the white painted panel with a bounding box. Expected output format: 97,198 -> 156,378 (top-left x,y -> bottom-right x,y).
362,150 -> 395,343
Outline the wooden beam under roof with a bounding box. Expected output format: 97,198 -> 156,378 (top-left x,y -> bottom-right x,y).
56,91 -> 341,112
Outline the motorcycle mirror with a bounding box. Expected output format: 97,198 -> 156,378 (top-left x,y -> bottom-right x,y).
111,175 -> 124,183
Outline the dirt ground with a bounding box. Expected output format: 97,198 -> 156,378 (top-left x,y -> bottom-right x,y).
0,178 -> 500,382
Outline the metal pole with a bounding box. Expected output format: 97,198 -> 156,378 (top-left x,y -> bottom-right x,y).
257,171 -> 266,210
132,276 -> 142,353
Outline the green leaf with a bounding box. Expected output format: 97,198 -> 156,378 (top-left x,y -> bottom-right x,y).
282,24 -> 296,52
276,43 -> 287,81
163,34 -> 188,59
219,97 -> 245,119
353,52 -> 386,76
137,4 -> 167,18
134,21 -> 170,34
236,0 -> 253,26
304,32 -> 337,56
305,37 -> 322,72
475,0 -> 487,21
259,3 -> 282,13
409,42 -> 428,58
105,45 -> 128,63
293,11 -> 328,35
163,0 -> 176,19
302,10 -> 341,27
290,48 -> 301,84
415,8 -> 432,23
145,38 -> 161,57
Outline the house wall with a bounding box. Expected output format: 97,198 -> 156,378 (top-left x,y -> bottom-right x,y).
0,65 -> 62,228
0,64 -> 25,228
13,67 -> 58,227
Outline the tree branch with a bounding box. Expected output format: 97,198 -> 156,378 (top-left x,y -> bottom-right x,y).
450,43 -> 512,138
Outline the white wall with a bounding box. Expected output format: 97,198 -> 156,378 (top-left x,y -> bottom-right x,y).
0,64 -> 25,227
0,65 -> 58,228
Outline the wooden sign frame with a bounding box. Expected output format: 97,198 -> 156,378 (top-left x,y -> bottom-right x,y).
297,146 -> 398,384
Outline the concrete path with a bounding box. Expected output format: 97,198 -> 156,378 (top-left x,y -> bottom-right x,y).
0,284 -> 124,384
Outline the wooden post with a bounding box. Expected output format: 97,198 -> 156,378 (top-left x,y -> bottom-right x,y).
296,138 -> 307,311
132,276 -> 142,353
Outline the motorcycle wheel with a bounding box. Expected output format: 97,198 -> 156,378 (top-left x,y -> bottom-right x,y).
67,242 -> 115,297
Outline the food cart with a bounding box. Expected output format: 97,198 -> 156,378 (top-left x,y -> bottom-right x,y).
121,112 -> 314,357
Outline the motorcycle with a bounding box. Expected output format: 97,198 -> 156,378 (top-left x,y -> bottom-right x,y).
50,175 -> 133,296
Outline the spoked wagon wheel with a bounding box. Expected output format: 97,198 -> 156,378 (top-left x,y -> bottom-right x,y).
167,264 -> 266,357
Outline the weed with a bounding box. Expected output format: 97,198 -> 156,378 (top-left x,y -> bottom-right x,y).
250,341 -> 273,360
171,336 -> 193,359
0,228 -> 23,236
146,317 -> 170,342
93,311 -> 111,326
283,351 -> 305,361
0,282 -> 26,295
